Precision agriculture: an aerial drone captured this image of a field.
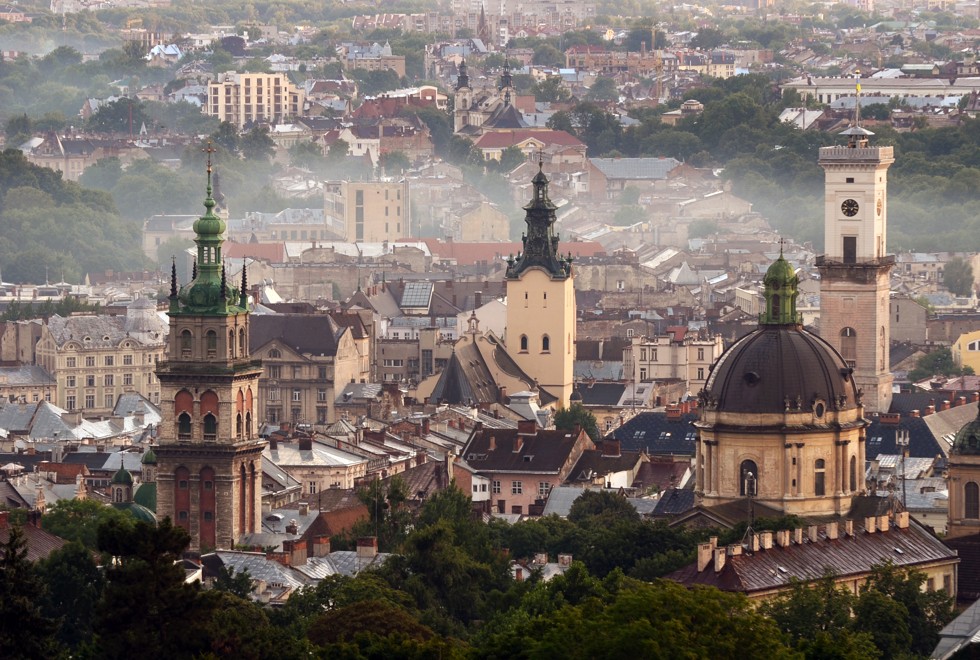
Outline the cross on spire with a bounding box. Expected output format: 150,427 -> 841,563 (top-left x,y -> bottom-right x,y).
203,140 -> 216,191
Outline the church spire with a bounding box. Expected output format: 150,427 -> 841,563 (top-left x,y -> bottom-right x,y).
505,159 -> 572,281
456,58 -> 470,90
239,260 -> 248,308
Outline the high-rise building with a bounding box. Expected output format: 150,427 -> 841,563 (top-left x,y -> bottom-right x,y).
206,72 -> 305,129
155,155 -> 264,552
504,164 -> 575,408
817,127 -> 894,413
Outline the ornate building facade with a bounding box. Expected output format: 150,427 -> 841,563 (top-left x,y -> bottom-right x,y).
155,159 -> 264,552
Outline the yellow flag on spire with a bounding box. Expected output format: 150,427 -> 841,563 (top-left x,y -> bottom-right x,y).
855,69 -> 861,94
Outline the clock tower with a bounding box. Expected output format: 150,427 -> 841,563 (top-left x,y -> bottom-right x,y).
155,150 -> 263,552
817,127 -> 894,413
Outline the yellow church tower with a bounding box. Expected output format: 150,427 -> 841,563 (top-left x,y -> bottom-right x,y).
505,164 -> 576,408
817,124 -> 894,414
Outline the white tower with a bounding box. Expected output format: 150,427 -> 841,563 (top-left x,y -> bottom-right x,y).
817,126 -> 894,413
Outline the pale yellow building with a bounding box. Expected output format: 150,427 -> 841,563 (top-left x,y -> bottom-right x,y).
207,72 -> 305,128
323,180 -> 411,242
625,332 -> 724,394
952,330 -> 980,375
504,166 -> 575,408
35,300 -> 167,417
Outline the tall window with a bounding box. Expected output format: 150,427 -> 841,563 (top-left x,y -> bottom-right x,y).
180,330 -> 192,357
541,335 -> 550,352
177,412 -> 192,440
814,459 -> 826,497
840,327 -> 857,368
966,482 -> 980,519
849,455 -> 857,492
203,414 -> 217,442
519,335 -> 528,351
739,459 -> 758,496
206,330 -> 217,357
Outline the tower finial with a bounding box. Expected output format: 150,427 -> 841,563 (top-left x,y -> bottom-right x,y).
204,140 -> 215,194
239,259 -> 248,308
854,69 -> 862,130
220,261 -> 227,300
170,257 -> 177,298
191,258 -> 197,280
778,237 -> 785,257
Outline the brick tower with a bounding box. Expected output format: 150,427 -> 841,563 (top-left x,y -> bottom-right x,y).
817,126 -> 894,414
155,149 -> 263,552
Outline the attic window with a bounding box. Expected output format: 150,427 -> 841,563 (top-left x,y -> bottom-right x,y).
103,336 -> 110,341
523,455 -> 533,462
633,430 -> 645,439
83,336 -> 91,342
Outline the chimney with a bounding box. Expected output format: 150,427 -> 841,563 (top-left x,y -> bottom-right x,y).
666,404 -> 682,420
865,516 -> 877,533
697,542 -> 713,572
513,436 -> 524,453
776,529 -> 790,547
602,439 -> 621,457
298,501 -> 309,516
282,539 -> 306,566
925,405 -> 936,415
750,534 -> 760,553
910,409 -> 920,418
517,419 -> 536,435
958,396 -> 967,407
266,551 -> 291,567
826,521 -> 839,540
845,519 -> 854,536
475,291 -> 482,308
298,435 -> 313,451
357,536 -> 378,560
0,511 -> 7,529
498,386 -> 507,402
269,436 -> 278,450
285,518 -> 299,535
807,525 -> 819,542
533,552 -> 548,565
514,566 -> 524,581
973,391 -> 980,403
877,514 -> 889,532
312,535 -> 331,557
760,531 -> 773,550
895,511 -> 910,529
793,527 -> 803,545
879,412 -> 901,425
558,553 -> 572,567
713,547 -> 726,573
726,543 -> 742,556
941,399 -> 951,411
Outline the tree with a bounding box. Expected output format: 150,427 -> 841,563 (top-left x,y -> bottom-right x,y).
0,525 -> 58,658
41,498 -> 135,551
532,43 -> 564,67
568,490 -> 640,524
381,150 -> 411,173
327,138 -> 349,161
587,76 -> 619,102
240,126 -> 275,162
909,346 -> 971,382
87,98 -> 153,134
944,256 -> 974,296
37,541 -> 104,649
691,28 -> 726,50
531,76 -> 571,103
213,565 -> 254,599
554,402 -> 600,441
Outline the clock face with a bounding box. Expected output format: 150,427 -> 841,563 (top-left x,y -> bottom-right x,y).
841,199 -> 860,217
876,198 -> 883,216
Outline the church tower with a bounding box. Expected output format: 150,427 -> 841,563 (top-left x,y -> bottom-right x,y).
453,58 -> 472,133
505,164 -> 576,408
817,126 -> 894,413
155,149 -> 263,552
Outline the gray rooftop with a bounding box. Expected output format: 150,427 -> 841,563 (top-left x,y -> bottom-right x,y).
591,157 -> 681,181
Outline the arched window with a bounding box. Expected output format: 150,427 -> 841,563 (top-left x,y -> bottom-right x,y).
739,459 -> 758,496
205,330 -> 217,357
519,335 -> 528,351
268,348 -> 281,358
177,412 -> 191,440
180,329 -> 192,357
203,413 -> 217,442
245,411 -> 252,438
966,482 -> 980,519
542,335 -> 550,352
771,293 -> 781,317
236,413 -> 243,438
814,459 -> 826,497
239,328 -> 246,355
849,455 -> 857,492
840,327 -> 857,368
228,329 -> 235,358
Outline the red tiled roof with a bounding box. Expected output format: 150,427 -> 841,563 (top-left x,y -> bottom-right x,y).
37,461 -> 89,484
473,130 -> 585,149
0,514 -> 67,562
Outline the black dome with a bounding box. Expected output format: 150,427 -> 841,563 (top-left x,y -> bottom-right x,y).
703,326 -> 859,415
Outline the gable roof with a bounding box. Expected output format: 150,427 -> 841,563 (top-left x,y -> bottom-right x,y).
591,157 -> 681,180
462,426 -> 593,474
249,314 -> 342,356
473,129 -> 584,149
610,411 -> 698,456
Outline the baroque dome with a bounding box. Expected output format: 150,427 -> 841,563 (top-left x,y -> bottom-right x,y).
953,411 -> 980,455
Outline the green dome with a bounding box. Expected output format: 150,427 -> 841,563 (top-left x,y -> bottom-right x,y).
764,253 -> 797,288
111,466 -> 134,486
133,483 -> 157,513
760,247 -> 801,326
193,205 -> 225,237
113,501 -> 157,524
142,446 -> 157,465
953,412 -> 980,455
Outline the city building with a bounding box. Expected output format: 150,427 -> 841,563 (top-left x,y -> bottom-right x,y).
323,180 -> 411,242
625,330 -> 724,394
35,299 -> 167,417
155,160 -> 265,552
206,72 -> 305,128
816,126 -> 894,413
504,164 -> 576,408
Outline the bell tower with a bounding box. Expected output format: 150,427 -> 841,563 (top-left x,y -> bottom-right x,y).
155,146 -> 263,552
817,125 -> 894,413
505,163 -> 576,408
453,58 -> 472,133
